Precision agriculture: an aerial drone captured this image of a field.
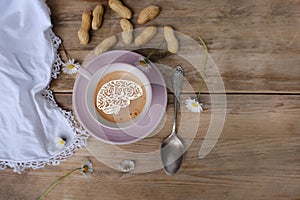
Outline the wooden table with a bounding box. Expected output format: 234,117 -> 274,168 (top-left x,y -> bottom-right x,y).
1,0 -> 300,199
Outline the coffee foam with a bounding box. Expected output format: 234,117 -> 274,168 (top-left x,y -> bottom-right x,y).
96,79 -> 143,115
94,70 -> 147,124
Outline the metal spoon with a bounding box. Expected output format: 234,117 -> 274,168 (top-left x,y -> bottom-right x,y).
160,65 -> 185,175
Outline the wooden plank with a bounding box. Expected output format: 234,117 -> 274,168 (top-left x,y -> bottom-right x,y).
47,0 -> 300,93
1,138 -> 300,199
48,0 -> 300,55
50,49 -> 300,93
54,93 -> 300,139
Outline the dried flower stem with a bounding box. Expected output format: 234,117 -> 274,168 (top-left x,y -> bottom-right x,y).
144,39 -> 165,63
197,36 -> 208,101
60,42 -> 72,61
38,167 -> 81,200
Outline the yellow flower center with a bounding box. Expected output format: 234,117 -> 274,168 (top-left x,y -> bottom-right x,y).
82,165 -> 89,173
67,64 -> 75,70
59,139 -> 65,145
139,60 -> 147,67
192,102 -> 199,108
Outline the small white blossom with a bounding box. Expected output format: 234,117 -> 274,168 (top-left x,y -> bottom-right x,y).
118,160 -> 135,173
135,57 -> 152,73
62,59 -> 80,74
185,97 -> 203,113
81,160 -> 93,177
55,137 -> 66,150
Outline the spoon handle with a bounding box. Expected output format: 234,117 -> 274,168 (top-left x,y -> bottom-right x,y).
172,66 -> 184,134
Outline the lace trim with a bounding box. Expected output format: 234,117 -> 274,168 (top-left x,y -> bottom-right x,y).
0,29 -> 90,173
50,30 -> 63,79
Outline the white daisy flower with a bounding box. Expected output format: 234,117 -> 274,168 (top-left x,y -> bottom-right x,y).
62,59 -> 80,74
55,137 -> 67,150
118,160 -> 135,173
81,160 -> 93,177
185,97 -> 203,113
135,57 -> 152,73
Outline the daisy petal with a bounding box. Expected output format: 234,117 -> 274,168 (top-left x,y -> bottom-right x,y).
62,59 -> 80,75
118,160 -> 135,173
135,57 -> 152,73
185,97 -> 203,113
81,160 -> 93,177
55,137 -> 66,150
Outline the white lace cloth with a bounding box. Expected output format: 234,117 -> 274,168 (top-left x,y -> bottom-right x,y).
0,0 -> 89,173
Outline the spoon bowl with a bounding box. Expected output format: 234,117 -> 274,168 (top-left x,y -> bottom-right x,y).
161,134 -> 184,175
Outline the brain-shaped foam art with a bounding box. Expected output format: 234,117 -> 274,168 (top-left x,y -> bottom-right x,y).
96,79 -> 143,115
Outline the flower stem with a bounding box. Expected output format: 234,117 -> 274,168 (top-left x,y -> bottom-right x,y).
144,39 -> 165,63
197,36 -> 208,101
60,42 -> 72,60
38,167 -> 81,200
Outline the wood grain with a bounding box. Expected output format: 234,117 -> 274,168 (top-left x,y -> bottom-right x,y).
1,0 -> 299,199
48,0 -> 300,93
50,49 -> 300,93
54,94 -> 300,140
1,94 -> 300,199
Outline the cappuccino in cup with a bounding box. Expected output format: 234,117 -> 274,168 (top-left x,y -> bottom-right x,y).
94,70 -> 147,123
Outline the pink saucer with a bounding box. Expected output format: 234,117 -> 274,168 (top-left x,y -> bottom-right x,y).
73,50 -> 167,145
